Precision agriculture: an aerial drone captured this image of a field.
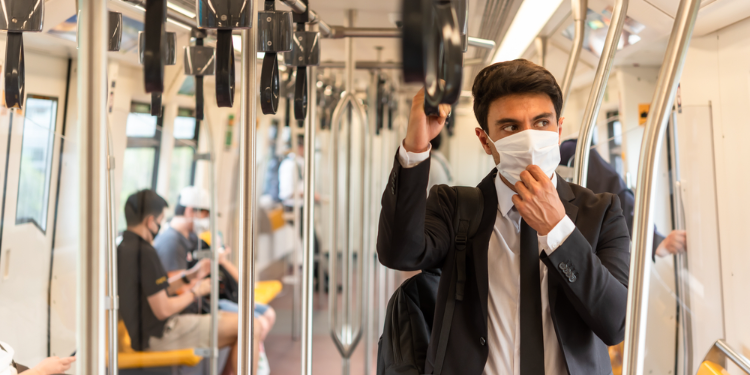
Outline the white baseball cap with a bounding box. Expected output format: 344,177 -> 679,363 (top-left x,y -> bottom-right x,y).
179,186 -> 210,211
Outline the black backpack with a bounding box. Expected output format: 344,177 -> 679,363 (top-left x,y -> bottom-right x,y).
377,186 -> 484,375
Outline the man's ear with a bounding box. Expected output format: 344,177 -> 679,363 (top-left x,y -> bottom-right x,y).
475,127 -> 492,156
557,117 -> 564,144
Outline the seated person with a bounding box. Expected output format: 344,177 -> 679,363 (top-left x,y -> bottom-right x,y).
154,187 -> 275,340
0,342 -> 75,375
117,190 -> 247,375
154,186 -> 209,273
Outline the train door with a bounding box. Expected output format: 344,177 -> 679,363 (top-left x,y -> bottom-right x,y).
0,53 -> 70,366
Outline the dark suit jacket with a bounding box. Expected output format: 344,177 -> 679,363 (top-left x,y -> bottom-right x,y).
377,155 -> 631,375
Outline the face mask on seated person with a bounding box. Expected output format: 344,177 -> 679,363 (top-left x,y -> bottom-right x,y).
483,129 -> 561,186
193,217 -> 210,234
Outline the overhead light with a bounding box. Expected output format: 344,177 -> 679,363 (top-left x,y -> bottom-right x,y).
491,0 -> 564,63
167,2 -> 196,18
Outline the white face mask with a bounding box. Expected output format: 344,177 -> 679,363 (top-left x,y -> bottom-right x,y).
484,129 -> 561,185
193,217 -> 210,234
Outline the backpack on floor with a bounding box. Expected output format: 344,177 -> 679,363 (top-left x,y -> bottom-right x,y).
376,186 -> 484,375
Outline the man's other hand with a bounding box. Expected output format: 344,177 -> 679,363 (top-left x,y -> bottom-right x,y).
404,88 -> 452,153
513,165 -> 566,236
655,230 -> 687,257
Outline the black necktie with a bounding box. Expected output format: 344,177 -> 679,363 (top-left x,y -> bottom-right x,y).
520,219 -> 545,375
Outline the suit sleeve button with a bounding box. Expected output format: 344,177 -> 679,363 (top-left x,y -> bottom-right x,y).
559,262 -> 568,270
569,275 -> 577,282
480,337 -> 486,346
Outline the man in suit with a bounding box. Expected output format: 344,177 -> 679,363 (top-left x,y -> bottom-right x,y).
377,59 -> 631,375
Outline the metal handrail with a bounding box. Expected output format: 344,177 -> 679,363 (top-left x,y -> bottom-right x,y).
237,27 -> 258,375
105,120 -> 119,375
300,55 -> 318,374
666,111 -> 692,375
560,0 -> 587,115
77,1 -> 108,374
206,118 -> 220,375
328,90 -> 369,375
703,339 -> 750,374
621,0 -> 702,373
571,0 -> 628,187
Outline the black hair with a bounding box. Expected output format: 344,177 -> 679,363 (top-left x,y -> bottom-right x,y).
472,59 -> 563,132
430,132 -> 443,150
124,189 -> 168,227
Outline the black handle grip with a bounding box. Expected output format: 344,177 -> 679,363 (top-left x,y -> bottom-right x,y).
4,32 -> 24,109
260,52 -> 280,115
401,0 -> 431,83
196,75 -> 204,120
151,92 -> 162,117
144,0 -> 166,93
294,66 -> 307,120
424,2 -> 463,114
215,29 -> 235,108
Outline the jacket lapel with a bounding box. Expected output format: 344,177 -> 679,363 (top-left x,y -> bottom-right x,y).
556,174 -> 578,224
474,169 -> 498,325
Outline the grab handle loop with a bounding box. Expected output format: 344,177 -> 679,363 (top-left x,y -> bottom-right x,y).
144,0 -> 167,93
260,52 -> 280,114
424,1 -> 462,115
294,66 -> 308,120
215,29 -> 236,108
4,33 -> 24,109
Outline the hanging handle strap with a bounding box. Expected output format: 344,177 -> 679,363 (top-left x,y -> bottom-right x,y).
4,32 -> 24,109
144,0 -> 166,93
424,1 -> 463,115
260,52 -> 280,114
294,66 -> 308,120
215,29 -> 236,108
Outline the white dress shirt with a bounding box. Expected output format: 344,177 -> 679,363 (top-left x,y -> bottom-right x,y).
398,142 -> 576,375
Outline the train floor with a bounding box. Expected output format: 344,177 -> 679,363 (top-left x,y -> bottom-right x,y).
265,282 -> 378,375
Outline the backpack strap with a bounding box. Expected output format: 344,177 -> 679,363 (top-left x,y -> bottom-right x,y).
433,186 -> 484,375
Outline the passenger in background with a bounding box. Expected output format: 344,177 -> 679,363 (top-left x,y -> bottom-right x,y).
426,132 -> 454,194
117,190 -> 251,375
278,135 -> 322,290
154,186 -> 209,273
558,139 -> 687,258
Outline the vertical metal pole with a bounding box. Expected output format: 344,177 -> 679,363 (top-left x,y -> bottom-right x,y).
622,0 -> 701,373
292,148 -> 302,340
364,67 -> 378,375
572,0 -> 628,187
105,123 -> 119,375
300,42 -> 317,375
207,120 -> 220,375
667,111 -> 692,375
560,0 -> 587,115
77,0 -> 107,374
534,36 -> 547,67
238,22 -> 259,375
344,11 -> 354,375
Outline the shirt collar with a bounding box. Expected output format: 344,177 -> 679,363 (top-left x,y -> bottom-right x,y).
494,172 -> 558,218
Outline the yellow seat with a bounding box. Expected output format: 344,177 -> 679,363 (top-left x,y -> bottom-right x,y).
255,280 -> 283,305
697,360 -> 732,375
117,321 -> 203,369
267,207 -> 286,231
116,281 -> 282,369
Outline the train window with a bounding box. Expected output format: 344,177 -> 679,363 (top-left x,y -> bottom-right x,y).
167,108 -> 200,208
119,102 -> 162,231
15,95 -> 58,232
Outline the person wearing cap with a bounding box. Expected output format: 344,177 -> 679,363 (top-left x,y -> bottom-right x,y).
117,189 -> 248,375
154,186 -> 211,273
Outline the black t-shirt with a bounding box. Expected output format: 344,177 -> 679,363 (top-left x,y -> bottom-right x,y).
118,231 -> 170,351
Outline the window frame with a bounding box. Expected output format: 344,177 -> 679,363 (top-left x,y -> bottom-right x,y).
172,108 -> 200,185
126,101 -> 162,190
15,94 -> 60,232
